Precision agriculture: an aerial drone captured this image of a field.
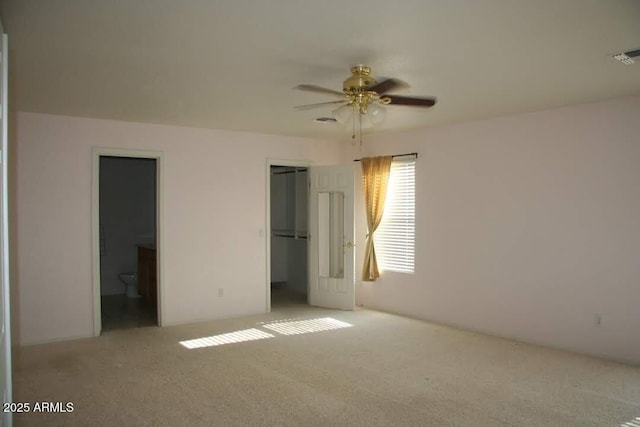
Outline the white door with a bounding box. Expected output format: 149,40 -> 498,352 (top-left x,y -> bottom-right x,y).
308,165 -> 355,310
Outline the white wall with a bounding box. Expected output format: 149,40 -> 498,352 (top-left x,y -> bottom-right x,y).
14,97 -> 640,364
100,157 -> 156,295
13,112 -> 344,345
354,96 -> 640,364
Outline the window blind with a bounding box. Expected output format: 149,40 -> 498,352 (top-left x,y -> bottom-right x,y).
374,159 -> 415,273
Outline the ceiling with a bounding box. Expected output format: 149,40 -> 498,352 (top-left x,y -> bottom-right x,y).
1,0 -> 639,141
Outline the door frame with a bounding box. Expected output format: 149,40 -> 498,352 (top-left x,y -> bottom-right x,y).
91,147 -> 165,336
0,32 -> 12,427
265,159 -> 311,312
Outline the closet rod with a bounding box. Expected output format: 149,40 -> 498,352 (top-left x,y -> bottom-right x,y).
270,168 -> 309,175
353,152 -> 418,162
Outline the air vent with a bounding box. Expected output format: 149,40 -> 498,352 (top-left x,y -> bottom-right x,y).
613,48 -> 640,65
314,117 -> 337,123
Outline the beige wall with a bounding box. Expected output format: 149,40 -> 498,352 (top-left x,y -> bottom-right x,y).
13,112 -> 345,345
354,96 -> 640,364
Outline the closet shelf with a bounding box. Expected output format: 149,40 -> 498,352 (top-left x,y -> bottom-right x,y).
272,229 -> 308,239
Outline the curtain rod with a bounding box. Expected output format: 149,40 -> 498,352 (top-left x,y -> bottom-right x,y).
353,152 -> 418,162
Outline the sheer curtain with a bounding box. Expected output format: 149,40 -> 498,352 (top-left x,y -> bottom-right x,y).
360,156 -> 392,281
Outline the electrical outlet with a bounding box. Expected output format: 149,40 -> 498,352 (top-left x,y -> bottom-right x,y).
218,288 -> 224,297
594,314 -> 602,327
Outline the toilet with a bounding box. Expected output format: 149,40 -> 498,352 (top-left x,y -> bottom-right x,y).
118,272 -> 141,298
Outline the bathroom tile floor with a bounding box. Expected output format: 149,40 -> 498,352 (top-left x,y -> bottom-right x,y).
100,294 -> 157,331
270,284 -> 308,307
101,286 -> 302,332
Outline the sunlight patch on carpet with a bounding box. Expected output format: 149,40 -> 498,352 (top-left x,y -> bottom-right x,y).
620,417 -> 640,427
261,317 -> 352,335
179,328 -> 275,349
179,317 -> 353,349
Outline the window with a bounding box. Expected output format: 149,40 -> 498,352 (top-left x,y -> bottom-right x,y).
374,159 -> 415,273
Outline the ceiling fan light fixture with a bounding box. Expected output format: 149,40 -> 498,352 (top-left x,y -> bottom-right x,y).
332,103 -> 385,130
367,102 -> 386,125
332,104 -> 355,126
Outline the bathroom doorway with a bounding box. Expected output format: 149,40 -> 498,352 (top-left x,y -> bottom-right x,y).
267,161 -> 309,310
95,154 -> 160,332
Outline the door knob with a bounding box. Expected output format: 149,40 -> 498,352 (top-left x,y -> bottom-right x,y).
344,241 -> 355,249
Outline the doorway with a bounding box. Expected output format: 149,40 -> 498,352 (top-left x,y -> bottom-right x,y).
267,162 -> 309,309
92,150 -> 163,334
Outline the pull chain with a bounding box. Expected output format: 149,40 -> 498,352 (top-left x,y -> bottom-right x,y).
351,106 -> 356,141
359,110 -> 363,147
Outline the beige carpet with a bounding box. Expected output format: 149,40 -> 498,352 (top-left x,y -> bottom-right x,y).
11,300 -> 640,426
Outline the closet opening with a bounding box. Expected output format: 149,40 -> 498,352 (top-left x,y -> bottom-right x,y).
268,164 -> 309,309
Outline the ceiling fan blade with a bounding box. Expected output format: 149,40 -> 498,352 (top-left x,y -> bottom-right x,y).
294,84 -> 345,97
385,95 -> 437,107
368,78 -> 409,94
294,100 -> 347,110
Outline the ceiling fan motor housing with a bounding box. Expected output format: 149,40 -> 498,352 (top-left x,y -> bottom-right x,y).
343,65 -> 377,92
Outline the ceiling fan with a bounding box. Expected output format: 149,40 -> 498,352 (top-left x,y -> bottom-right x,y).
294,65 -> 437,115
